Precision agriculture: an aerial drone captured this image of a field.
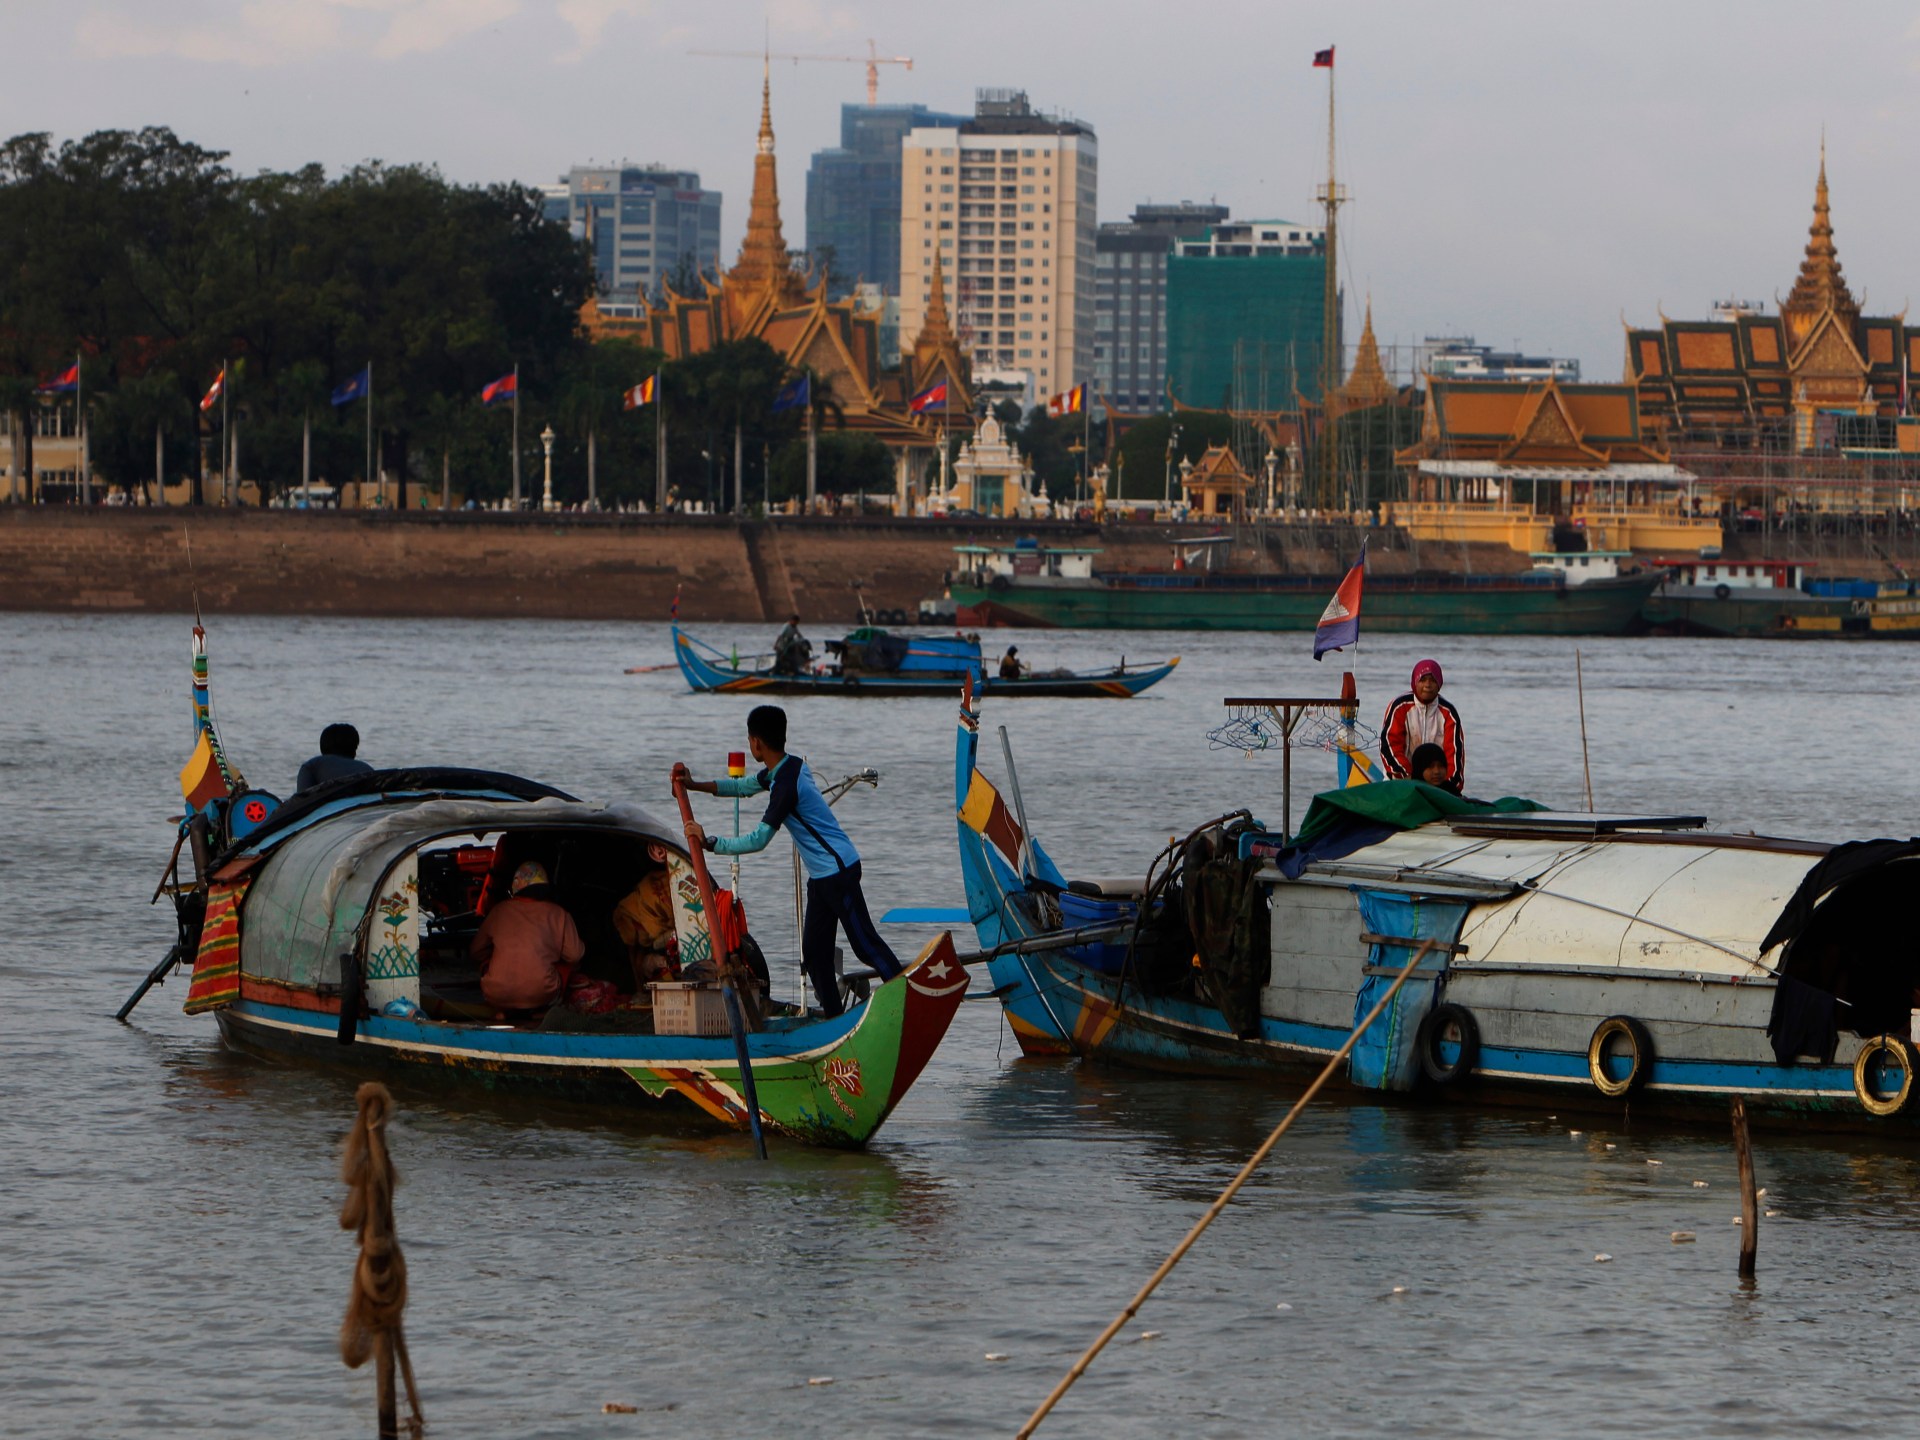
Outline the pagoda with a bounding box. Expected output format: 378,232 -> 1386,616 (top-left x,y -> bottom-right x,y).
1625,148 -> 1917,451
584,75 -> 973,482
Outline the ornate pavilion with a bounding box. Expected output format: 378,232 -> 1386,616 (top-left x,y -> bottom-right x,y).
583,79 -> 972,506
1625,151 -> 1920,452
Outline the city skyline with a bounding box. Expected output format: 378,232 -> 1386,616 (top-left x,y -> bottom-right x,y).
11,2 -> 1920,382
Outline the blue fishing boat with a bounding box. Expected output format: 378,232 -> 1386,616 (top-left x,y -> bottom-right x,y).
119,629 -> 968,1150
955,678 -> 1920,1131
672,624 -> 1177,699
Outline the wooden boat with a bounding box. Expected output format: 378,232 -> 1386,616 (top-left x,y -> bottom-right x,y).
150,769 -> 967,1147
129,629 -> 966,1149
672,623 -> 1177,698
954,679 -> 1920,1131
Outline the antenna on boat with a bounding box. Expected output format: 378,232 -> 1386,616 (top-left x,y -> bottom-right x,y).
1575,649 -> 1595,811
997,725 -> 1035,881
182,525 -> 203,629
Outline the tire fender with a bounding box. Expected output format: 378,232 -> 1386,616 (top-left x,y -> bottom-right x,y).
1587,1015 -> 1653,1097
1416,1001 -> 1480,1087
1853,1034 -> 1918,1117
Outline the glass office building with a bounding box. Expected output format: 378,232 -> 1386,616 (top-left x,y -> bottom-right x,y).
805,103 -> 968,300
542,165 -> 722,303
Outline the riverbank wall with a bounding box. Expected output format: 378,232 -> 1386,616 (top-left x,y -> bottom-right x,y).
0,508 -> 1529,621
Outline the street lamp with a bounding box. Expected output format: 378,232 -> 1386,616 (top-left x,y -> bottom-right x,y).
540,425 -> 556,512
1264,447 -> 1279,519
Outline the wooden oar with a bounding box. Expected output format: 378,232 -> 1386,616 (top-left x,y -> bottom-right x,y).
622,662 -> 677,675
671,770 -> 769,1160
115,941 -> 185,1023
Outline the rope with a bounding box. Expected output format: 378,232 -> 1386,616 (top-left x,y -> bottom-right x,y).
339,1082 -> 424,1439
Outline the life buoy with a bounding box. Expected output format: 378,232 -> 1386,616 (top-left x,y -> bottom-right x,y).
1416,1002 -> 1480,1086
1714,583 -> 1732,600
1852,1035 -> 1918,1116
1587,1015 -> 1653,1097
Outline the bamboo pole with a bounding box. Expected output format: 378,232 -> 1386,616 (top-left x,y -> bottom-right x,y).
1016,939 -> 1437,1439
1576,648 -> 1594,812
1732,1097 -> 1758,1280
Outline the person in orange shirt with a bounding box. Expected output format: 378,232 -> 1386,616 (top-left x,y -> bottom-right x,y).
471,861 -> 584,1015
612,843 -> 680,990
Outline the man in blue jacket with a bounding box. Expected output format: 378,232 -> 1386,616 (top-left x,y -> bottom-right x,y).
676,705 -> 901,1016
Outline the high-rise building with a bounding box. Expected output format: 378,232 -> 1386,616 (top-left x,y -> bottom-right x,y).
1094,202 -> 1228,413
806,103 -> 968,300
542,165 -> 722,304
1166,218 -> 1334,410
899,89 -> 1097,409
1417,337 -> 1580,384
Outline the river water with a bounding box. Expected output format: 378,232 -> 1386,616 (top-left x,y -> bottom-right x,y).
5,614 -> 1919,1438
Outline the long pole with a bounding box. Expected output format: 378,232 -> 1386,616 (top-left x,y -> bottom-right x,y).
76,350 -> 89,506
510,363 -> 521,508
220,364 -> 230,505
154,420 -> 164,505
654,370 -> 666,512
805,399 -> 816,511
365,362 -> 374,511
1732,1097 -> 1758,1280
1016,939 -> 1437,1439
733,421 -> 743,516
1576,648 -> 1594,811
301,409 -> 311,507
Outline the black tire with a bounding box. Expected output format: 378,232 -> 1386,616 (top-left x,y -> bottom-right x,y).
1853,1035 -> 1918,1117
1587,1015 -> 1653,1097
1714,583 -> 1732,600
1417,1002 -> 1481,1087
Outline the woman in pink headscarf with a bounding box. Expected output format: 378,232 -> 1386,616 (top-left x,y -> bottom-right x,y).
1381,658 -> 1464,789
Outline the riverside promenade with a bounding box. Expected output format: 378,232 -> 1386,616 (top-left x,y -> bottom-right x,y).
0,507 -> 1450,623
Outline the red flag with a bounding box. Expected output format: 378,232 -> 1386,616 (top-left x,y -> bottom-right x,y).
1047,384 -> 1085,418
480,372 -> 518,407
1313,46 -> 1335,67
199,366 -> 225,412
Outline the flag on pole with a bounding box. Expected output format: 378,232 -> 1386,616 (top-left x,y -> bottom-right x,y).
771,373 -> 811,414
480,372 -> 518,407
36,363 -> 79,395
330,367 -> 370,406
1313,537 -> 1367,659
1313,46 -> 1335,67
1047,384 -> 1085,418
623,375 -> 657,410
199,366 -> 226,413
909,380 -> 947,415
178,727 -> 230,809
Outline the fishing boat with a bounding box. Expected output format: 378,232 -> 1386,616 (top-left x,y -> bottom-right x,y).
1637,556 -> 1862,638
954,678 -> 1920,1131
943,539 -> 1660,634
672,623 -> 1177,698
122,632 -> 967,1150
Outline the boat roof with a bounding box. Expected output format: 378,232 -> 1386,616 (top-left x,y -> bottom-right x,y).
236,788 -> 678,992
1287,819 -> 1833,978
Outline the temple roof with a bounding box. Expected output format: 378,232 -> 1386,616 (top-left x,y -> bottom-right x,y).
1398,379 -> 1667,468
1332,302 -> 1396,416
1782,147 -> 1859,338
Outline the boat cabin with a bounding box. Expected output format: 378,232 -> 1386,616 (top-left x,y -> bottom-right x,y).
1527,550 -> 1633,585
951,540 -> 1100,587
1650,557 -> 1812,591
225,776 -> 696,1026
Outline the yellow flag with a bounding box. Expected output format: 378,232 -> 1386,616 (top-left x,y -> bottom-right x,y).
180,730 -> 228,808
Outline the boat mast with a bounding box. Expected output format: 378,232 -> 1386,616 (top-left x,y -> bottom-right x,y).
1315,52 -> 1346,507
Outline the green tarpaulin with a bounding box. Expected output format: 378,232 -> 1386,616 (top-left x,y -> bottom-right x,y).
1292,780 -> 1547,847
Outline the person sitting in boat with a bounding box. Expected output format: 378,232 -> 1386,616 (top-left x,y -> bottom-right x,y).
1380,659 -> 1465,790
676,704 -> 901,1017
294,723 -> 373,793
471,860 -> 585,1018
772,614 -> 811,676
998,645 -> 1024,681
611,843 -> 680,991
1408,742 -> 1462,796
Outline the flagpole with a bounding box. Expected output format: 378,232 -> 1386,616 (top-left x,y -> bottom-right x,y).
366,362 -> 374,511
76,350 -> 89,506
655,371 -> 666,513
221,364 -> 230,506
805,388 -> 816,512
302,408 -> 311,508
511,362 -> 521,508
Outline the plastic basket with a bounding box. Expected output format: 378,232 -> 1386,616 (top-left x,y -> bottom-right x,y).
649,981 -> 733,1036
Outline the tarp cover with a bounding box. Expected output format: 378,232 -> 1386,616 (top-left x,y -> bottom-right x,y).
224,767 -> 576,863
239,796 -> 676,990
1291,781 -> 1547,848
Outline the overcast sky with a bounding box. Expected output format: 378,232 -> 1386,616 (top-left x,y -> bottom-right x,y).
9,1 -> 1920,380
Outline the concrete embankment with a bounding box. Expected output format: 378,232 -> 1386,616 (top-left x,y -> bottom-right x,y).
0,506 -> 1525,622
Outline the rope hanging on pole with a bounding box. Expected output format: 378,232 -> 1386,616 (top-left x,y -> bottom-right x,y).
339,1082 -> 424,1440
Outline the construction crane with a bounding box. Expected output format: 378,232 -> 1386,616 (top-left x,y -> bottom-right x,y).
688,40 -> 913,106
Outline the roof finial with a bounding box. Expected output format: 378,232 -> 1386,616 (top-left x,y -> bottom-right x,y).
758,63 -> 774,156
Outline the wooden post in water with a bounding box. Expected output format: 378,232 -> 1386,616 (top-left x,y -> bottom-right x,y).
340,1082 -> 424,1438
1731,1097 -> 1758,1279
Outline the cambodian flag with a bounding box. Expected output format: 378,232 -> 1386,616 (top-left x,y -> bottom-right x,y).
199,366 -> 226,413
909,380 -> 947,415
480,372 -> 517,407
1313,536 -> 1366,659
36,363 -> 79,395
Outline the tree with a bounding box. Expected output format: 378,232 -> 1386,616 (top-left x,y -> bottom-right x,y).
1115,412 -> 1237,502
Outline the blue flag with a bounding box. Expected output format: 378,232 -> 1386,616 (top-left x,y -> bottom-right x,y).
771,373 -> 810,413
331,367 -> 370,406
1313,536 -> 1367,660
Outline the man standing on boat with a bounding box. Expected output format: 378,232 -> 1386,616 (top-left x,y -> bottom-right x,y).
676,705 -> 901,1016
1380,659 -> 1465,790
772,613 -> 810,676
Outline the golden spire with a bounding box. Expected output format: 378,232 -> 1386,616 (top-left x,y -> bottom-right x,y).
920,249 -> 954,345
1334,300 -> 1394,414
728,67 -> 795,298
1783,142 -> 1858,328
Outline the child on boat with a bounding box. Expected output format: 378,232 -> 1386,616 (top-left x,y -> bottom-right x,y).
1408,742 -> 1462,795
